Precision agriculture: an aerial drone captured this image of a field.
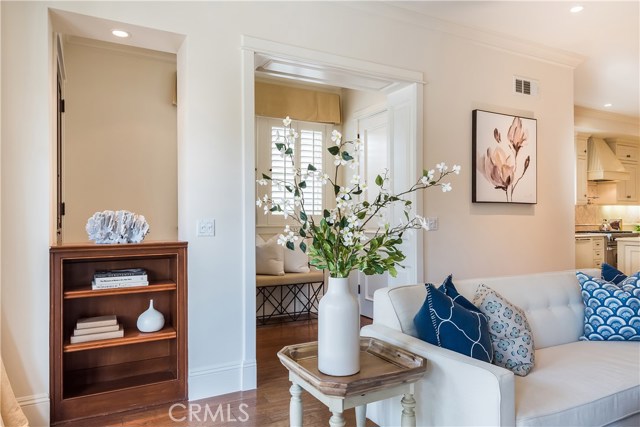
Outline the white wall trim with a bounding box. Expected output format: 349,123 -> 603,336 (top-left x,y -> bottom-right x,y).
343,2 -> 585,69
16,393 -> 50,427
188,361 -> 244,401
241,35 -> 425,85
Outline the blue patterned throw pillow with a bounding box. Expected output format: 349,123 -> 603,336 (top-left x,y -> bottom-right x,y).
414,281 -> 493,363
601,263 -> 627,285
438,274 -> 481,313
473,284 -> 535,376
576,272 -> 640,341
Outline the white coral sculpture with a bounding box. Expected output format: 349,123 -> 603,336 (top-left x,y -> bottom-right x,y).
86,210 -> 150,244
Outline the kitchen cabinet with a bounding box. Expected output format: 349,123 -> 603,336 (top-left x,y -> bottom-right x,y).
575,133 -> 589,205
50,242 -> 188,424
606,138 -> 639,204
575,235 -> 606,269
617,237 -> 640,275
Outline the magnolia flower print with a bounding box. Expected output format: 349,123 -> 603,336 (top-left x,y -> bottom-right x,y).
480,116 -> 531,202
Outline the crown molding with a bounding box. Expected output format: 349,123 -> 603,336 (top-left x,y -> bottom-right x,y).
341,2 -> 585,69
575,106 -> 640,126
64,35 -> 176,63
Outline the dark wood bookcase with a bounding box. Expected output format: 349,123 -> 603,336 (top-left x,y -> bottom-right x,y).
50,242 -> 188,424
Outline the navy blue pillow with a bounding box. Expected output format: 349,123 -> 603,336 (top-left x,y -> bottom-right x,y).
438,274 -> 481,313
414,282 -> 493,363
601,263 -> 627,285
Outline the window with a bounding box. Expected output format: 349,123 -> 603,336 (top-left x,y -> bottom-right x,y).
256,117 -> 333,225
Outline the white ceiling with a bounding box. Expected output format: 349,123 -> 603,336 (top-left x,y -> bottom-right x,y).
390,1 -> 640,118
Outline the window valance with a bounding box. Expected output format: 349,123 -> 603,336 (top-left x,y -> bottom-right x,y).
255,82 -> 341,124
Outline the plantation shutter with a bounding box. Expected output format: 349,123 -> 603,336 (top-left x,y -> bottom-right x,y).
269,123 -> 325,216
299,129 -> 324,215
270,126 -> 296,215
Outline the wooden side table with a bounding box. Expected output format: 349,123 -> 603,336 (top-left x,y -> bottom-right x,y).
278,337 -> 426,427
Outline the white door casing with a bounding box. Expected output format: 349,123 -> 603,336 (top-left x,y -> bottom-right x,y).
241,35 -> 424,387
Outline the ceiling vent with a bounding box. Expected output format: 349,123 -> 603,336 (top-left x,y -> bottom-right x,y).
514,76 -> 539,96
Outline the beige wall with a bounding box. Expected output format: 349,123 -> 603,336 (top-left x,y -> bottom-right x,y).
63,38 -> 177,242
1,2 -> 578,424
575,106 -> 640,138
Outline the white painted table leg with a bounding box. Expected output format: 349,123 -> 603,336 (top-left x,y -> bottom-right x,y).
400,393 -> 416,427
355,405 -> 367,427
289,382 -> 303,427
329,411 -> 345,427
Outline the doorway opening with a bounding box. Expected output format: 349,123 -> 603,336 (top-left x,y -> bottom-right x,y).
241,36 -> 424,390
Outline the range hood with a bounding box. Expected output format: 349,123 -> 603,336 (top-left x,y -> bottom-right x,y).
587,137 -> 630,181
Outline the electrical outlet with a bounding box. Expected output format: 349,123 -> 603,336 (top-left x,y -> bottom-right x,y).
427,217 -> 439,231
197,219 -> 215,237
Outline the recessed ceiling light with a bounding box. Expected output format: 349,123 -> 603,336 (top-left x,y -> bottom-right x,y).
570,5 -> 584,13
111,29 -> 130,38
604,103 -> 613,108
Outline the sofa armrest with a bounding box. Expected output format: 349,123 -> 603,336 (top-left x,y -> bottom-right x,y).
361,324 -> 515,427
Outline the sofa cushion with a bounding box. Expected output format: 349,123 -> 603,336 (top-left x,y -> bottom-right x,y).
474,284 -> 535,376
515,341 -> 640,427
454,269 -> 600,350
576,271 -> 640,341
414,283 -> 493,363
601,262 -> 627,284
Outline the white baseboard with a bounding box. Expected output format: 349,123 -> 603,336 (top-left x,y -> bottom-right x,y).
189,360 -> 255,401
16,393 -> 50,427
241,359 -> 257,391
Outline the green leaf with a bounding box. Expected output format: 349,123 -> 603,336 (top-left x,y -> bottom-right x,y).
299,181 -> 307,189
324,209 -> 330,218
262,173 -> 272,180
334,185 -> 341,195
285,148 -> 293,155
341,151 -> 353,161
375,175 -> 383,186
299,228 -> 307,238
286,241 -> 294,251
307,164 -> 317,171
362,201 -> 370,208
352,189 -> 362,195
300,212 -> 308,221
270,206 -> 279,212
275,143 -> 285,151
285,185 -> 293,193
294,188 -> 300,197
300,242 -> 307,253
328,146 -> 340,156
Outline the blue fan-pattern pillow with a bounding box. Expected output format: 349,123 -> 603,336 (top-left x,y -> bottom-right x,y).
601,263 -> 627,285
414,280 -> 493,363
576,272 -> 640,341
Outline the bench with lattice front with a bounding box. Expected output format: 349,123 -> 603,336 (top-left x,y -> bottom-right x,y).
256,270 -> 324,325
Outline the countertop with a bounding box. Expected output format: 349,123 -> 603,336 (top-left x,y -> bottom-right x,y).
575,233 -> 608,238
616,236 -> 640,243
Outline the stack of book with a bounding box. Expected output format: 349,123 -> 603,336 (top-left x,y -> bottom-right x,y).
92,268 -> 148,290
70,315 -> 124,344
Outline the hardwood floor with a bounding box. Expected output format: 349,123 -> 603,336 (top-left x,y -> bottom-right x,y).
58,317 -> 376,427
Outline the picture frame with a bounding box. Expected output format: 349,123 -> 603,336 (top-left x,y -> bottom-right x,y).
472,109 -> 537,204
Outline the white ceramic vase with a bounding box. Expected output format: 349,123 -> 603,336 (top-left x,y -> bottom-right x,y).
317,277 -> 360,376
137,299 -> 165,332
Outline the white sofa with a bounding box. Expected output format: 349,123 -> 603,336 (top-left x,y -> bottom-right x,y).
361,269 -> 640,427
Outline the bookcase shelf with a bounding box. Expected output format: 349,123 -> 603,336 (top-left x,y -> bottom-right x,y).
50,242 -> 188,424
63,281 -> 177,299
63,326 -> 177,352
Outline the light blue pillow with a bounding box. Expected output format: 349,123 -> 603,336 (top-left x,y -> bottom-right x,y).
473,284 -> 535,376
414,282 -> 493,363
576,272 -> 640,341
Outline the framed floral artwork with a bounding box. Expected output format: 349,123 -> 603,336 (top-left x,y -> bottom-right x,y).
472,110 -> 537,204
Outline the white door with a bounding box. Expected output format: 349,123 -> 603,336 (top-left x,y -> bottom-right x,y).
353,84 -> 422,318
356,110 -> 390,318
